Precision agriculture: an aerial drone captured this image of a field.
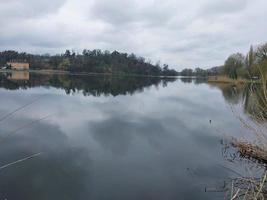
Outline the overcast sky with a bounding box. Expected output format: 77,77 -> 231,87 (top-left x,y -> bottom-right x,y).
0,0 -> 266,70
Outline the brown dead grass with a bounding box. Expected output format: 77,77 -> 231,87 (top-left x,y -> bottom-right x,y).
208,75 -> 247,84
232,140 -> 267,165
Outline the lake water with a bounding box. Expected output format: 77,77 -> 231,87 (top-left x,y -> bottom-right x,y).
0,72 -> 256,200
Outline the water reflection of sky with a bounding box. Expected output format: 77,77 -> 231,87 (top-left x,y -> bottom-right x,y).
0,75 -> 254,200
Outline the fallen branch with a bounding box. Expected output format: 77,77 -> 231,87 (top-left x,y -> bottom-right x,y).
232,141 -> 267,165
0,152 -> 42,171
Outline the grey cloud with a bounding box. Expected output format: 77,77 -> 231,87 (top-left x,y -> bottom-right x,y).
199,0 -> 249,16
0,0 -> 67,48
89,0 -> 137,25
0,0 -> 266,69
89,0 -> 176,27
0,0 -> 66,20
89,115 -> 168,155
0,31 -> 67,48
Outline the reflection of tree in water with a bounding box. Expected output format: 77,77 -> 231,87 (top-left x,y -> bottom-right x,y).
209,83 -> 244,105
180,77 -> 193,83
194,78 -> 207,85
0,73 -> 176,97
180,77 -> 207,85
208,83 -> 267,121
243,84 -> 267,121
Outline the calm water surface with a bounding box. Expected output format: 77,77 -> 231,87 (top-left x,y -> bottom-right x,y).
0,72 -> 254,200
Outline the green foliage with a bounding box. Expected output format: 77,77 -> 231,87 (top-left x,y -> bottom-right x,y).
245,46 -> 255,69
0,50 -> 178,77
178,66 -> 223,77
194,68 -> 207,77
236,66 -> 249,78
224,53 -> 245,79
177,42 -> 267,79
222,42 -> 267,80
180,68 -> 193,76
254,43 -> 267,81
59,59 -> 71,70
256,43 -> 267,63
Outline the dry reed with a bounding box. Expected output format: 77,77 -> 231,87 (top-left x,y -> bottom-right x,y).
224,67 -> 267,199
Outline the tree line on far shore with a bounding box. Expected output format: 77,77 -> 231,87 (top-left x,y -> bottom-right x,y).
1,42 -> 266,78
0,50 -> 178,76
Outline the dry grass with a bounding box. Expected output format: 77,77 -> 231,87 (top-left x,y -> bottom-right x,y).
221,138 -> 267,199
208,75 -> 247,84
227,172 -> 267,200
223,68 -> 267,199
231,140 -> 267,166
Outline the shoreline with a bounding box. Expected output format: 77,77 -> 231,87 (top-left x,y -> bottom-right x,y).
0,70 -> 260,83
207,75 -> 256,84
0,69 -> 177,79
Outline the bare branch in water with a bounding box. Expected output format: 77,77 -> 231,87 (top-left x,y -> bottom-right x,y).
0,95 -> 45,123
0,114 -> 54,142
0,152 -> 42,171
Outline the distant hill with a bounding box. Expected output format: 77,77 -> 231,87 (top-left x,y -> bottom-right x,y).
0,50 -> 178,77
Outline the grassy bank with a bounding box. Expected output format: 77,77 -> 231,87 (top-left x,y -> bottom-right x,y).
207,75 -> 248,84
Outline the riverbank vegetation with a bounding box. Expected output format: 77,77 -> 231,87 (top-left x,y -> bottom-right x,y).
0,50 -> 178,76
220,43 -> 267,199
179,42 -> 267,83
207,75 -> 247,84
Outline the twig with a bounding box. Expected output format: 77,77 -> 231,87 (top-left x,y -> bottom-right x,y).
231,189 -> 240,200
0,114 -> 53,142
255,172 -> 267,199
0,95 -> 44,123
0,152 -> 42,170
